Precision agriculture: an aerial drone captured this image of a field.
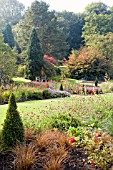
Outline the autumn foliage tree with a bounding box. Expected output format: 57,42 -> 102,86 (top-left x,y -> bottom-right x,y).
44,55 -> 58,65
66,48 -> 110,80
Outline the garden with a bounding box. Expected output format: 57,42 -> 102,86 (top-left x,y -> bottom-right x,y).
1,0 -> 113,169
0,79 -> 113,170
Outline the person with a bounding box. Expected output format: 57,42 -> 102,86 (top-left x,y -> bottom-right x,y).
46,81 -> 49,88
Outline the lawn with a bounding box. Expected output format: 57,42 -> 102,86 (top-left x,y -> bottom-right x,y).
12,77 -> 31,83
0,93 -> 113,133
0,97 -> 61,129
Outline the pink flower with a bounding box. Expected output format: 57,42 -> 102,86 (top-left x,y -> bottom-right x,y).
70,138 -> 76,143
91,161 -> 96,165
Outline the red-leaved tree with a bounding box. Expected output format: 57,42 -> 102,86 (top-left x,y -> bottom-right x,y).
44,55 -> 58,65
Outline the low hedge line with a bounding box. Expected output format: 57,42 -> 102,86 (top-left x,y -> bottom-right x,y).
0,88 -> 70,104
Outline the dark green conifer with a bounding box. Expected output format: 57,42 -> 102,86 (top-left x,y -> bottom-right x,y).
26,28 -> 44,80
95,77 -> 98,87
2,93 -> 25,149
60,83 -> 63,91
3,24 -> 15,48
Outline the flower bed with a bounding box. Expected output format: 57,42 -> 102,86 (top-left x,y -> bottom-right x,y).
76,86 -> 103,95
0,87 -> 70,104
48,88 -> 71,98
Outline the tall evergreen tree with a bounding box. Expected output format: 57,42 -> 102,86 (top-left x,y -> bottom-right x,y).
3,24 -> 15,48
26,28 -> 44,80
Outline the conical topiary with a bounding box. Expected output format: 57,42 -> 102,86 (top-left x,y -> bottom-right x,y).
2,93 -> 25,149
60,83 -> 63,91
95,77 -> 98,87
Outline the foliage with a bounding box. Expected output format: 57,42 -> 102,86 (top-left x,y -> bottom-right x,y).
42,89 -> 52,99
17,65 -> 26,77
86,131 -> 113,169
43,61 -> 58,78
0,33 -> 17,82
60,84 -> 63,91
50,76 -> 62,82
44,55 -> 58,65
95,77 -> 98,87
14,0 -> 69,60
57,11 -> 85,52
82,33 -> 113,78
3,24 -> 15,48
0,0 -> 25,30
84,2 -> 109,15
1,93 -> 25,149
104,73 -> 110,82
66,48 -> 109,80
13,142 -> 37,170
26,28 -> 44,80
100,82 -> 113,93
50,113 -> 80,131
13,130 -> 69,170
83,13 -> 113,43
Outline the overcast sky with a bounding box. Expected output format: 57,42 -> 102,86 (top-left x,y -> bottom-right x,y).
18,0 -> 113,13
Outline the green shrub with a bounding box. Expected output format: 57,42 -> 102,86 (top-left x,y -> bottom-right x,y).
29,91 -> 43,100
101,82 -> 113,93
50,113 -> 80,131
60,84 -> 63,91
0,94 -> 4,104
42,89 -> 52,99
2,93 -> 25,149
50,76 -> 62,82
2,90 -> 11,103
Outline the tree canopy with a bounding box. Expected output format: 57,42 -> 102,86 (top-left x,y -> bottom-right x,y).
0,0 -> 25,28
1,0 -> 113,80
3,24 -> 15,48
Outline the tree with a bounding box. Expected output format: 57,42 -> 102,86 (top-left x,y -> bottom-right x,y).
3,24 -> 15,48
0,33 -> 17,82
82,13 -> 113,43
26,28 -> 44,80
84,2 -> 109,15
95,77 -> 98,87
84,33 -> 113,78
44,55 -> 58,65
60,83 -> 63,91
83,2 -> 113,44
0,0 -> 25,27
2,93 -> 25,149
14,0 -> 69,60
66,48 -> 110,80
57,11 -> 85,52
43,61 -> 58,78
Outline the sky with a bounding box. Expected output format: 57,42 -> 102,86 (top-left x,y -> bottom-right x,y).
18,0 -> 113,13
